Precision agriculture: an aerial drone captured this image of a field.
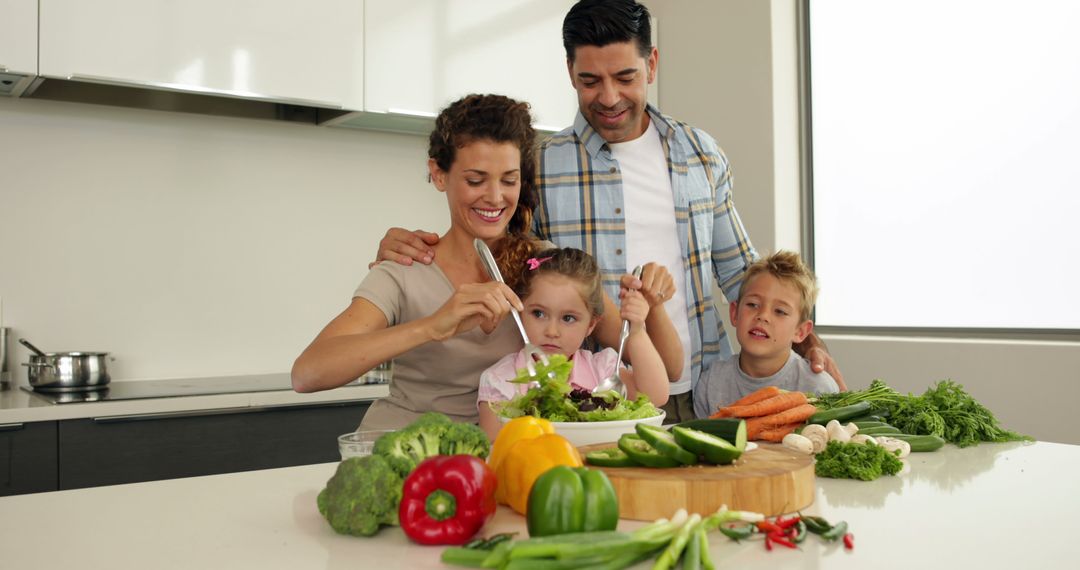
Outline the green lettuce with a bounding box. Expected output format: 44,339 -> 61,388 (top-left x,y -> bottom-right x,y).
490,353 -> 660,422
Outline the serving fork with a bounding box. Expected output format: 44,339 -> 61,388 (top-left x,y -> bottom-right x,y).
473,239 -> 555,386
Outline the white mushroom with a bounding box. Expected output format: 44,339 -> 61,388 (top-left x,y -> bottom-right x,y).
850,434 -> 876,445
800,424 -> 829,454
782,433 -> 815,455
844,422 -> 860,436
826,420 -> 851,443
875,437 -> 911,459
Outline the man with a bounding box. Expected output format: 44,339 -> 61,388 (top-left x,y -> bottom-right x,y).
374,0 -> 844,421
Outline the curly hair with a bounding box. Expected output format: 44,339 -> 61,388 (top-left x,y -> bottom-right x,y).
514,247 -> 605,318
428,94 -> 540,286
737,251 -> 820,322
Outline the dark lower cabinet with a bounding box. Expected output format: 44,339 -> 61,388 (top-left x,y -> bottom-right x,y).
57,400 -> 370,490
0,421 -> 59,496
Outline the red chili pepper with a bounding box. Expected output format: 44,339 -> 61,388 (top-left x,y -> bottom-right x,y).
844,532 -> 855,550
399,455 -> 498,545
765,534 -> 773,551
757,521 -> 782,534
777,516 -> 801,530
769,533 -> 798,549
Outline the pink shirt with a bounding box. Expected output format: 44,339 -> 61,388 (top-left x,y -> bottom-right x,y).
478,348 -> 621,403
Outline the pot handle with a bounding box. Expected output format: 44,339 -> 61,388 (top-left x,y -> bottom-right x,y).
21,362 -> 53,368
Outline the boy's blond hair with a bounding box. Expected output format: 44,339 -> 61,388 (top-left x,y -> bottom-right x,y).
737,251 -> 819,322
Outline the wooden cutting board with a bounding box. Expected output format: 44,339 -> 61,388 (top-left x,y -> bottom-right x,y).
578,442 -> 815,520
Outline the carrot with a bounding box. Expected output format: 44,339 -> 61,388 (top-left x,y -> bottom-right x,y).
710,386 -> 784,417
745,416 -> 772,440
714,392 -> 808,419
729,386 -> 783,408
755,422 -> 803,442
750,404 -> 818,429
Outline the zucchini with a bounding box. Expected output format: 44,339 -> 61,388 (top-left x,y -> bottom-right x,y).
671,426 -> 742,465
635,424 -> 698,465
848,411 -> 890,422
856,426 -> 902,436
585,446 -> 639,468
851,421 -> 891,429
808,401 -> 872,424
876,433 -> 946,452
617,434 -> 681,468
670,418 -> 747,451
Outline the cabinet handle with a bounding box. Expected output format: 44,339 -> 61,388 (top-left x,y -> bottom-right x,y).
67,73 -> 345,109
0,422 -> 25,432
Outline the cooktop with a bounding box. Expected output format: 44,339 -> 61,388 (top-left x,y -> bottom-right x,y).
21,372 -> 388,405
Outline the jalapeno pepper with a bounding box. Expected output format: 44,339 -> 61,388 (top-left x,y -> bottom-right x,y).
821,520 -> 849,542
801,515 -> 832,535
791,520 -> 807,544
718,524 -> 755,542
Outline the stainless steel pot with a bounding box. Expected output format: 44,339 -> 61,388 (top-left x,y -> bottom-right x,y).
23,352 -> 112,391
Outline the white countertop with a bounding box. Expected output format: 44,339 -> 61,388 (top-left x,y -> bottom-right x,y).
1,440 -> 1075,569
0,375 -> 389,424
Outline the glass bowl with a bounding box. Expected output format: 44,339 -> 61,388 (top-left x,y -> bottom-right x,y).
337,429 -> 394,460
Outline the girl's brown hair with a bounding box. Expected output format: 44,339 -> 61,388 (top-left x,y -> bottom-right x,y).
428,94 -> 539,288
515,247 -> 605,318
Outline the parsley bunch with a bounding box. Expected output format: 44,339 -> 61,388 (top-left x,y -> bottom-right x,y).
815,440 -> 904,481
815,379 -> 1031,448
889,380 -> 1031,448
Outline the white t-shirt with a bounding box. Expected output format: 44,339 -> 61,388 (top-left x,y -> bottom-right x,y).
610,121 -> 694,395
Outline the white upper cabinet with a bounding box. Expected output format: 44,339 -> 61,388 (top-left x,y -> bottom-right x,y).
364,0 -> 578,131
39,0 -> 365,109
0,0 -> 37,74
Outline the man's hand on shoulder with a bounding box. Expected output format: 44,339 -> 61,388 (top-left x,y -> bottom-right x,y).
795,332 -> 847,391
369,228 -> 440,269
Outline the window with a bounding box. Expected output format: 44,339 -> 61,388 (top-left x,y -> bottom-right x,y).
806,0 -> 1080,330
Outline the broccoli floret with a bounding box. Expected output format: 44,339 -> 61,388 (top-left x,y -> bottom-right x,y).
317,455 -> 403,537
372,413 -> 452,477
372,429 -> 425,477
439,422 -> 491,458
371,412 -> 492,478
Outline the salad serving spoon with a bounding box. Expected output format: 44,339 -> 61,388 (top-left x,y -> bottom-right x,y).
592,265 -> 644,396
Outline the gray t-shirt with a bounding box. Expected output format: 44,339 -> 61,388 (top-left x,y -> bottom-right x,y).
693,350 -> 838,419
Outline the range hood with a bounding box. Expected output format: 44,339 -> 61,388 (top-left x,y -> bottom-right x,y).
6,75 -> 557,136
12,75 -> 345,125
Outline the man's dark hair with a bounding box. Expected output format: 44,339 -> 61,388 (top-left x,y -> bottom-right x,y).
562,0 -> 652,62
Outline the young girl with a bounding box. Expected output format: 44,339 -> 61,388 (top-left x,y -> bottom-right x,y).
477,247 -> 673,439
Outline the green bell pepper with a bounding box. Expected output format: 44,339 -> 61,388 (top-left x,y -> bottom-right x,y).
526,466 -> 619,537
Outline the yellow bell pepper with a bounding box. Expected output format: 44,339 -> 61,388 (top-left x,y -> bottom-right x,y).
488,416 -> 554,475
495,432 -> 583,515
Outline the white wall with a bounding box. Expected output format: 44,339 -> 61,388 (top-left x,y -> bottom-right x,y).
649,0 -> 1079,444
0,96 -> 447,381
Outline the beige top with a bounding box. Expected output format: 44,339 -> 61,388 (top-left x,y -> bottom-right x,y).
353,260 -> 522,428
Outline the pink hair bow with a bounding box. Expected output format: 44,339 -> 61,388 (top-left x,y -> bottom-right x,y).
526,256 -> 553,271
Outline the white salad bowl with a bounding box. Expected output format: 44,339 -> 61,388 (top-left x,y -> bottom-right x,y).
499,411 -> 666,448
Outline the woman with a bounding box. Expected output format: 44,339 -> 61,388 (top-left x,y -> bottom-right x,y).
292,94 -> 680,428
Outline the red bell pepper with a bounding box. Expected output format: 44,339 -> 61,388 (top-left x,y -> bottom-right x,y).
399,454 -> 498,545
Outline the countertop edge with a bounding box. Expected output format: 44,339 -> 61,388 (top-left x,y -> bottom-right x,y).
0,383 -> 389,424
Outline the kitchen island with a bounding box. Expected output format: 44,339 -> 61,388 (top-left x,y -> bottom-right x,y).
1,440 -> 1075,569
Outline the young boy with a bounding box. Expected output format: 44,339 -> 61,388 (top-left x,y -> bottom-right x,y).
693,251 -> 838,418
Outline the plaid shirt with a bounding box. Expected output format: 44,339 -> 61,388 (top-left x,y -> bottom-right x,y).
533,105 -> 757,392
